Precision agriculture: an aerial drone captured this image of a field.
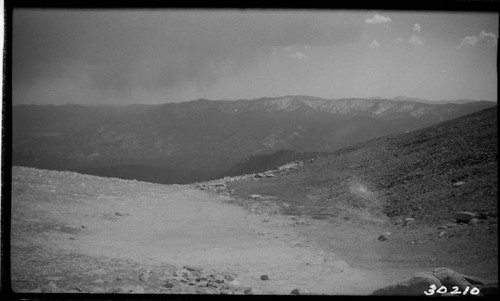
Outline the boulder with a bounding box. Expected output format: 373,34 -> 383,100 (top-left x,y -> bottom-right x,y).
290,288 -> 301,295
431,267 -> 470,291
378,232 -> 392,241
196,280 -> 208,287
453,212 -> 477,223
220,289 -> 233,295
468,218 -> 480,225
403,218 -> 415,226
41,281 -> 59,293
260,274 -> 269,281
372,272 -> 442,295
139,272 -> 150,282
249,194 -> 261,199
183,265 -> 203,272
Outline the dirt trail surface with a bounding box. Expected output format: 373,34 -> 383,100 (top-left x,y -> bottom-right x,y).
10,166 -> 495,295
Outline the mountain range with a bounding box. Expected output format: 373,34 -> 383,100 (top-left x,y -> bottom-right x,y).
12,95 -> 496,184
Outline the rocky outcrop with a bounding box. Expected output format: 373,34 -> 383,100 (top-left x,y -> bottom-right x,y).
372,268 -> 496,296
372,272 -> 442,295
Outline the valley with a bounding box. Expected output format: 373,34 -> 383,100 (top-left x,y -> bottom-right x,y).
13,96 -> 496,184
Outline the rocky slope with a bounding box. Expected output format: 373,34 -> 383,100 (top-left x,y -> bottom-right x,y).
212,106 -> 497,285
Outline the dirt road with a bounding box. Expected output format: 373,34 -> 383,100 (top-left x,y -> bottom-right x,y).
10,166 -> 486,295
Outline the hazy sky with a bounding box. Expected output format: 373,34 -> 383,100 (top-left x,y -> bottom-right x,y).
13,9 -> 498,105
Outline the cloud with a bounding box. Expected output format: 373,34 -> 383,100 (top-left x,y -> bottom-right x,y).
406,24 -> 423,46
413,23 -> 421,33
408,35 -> 423,46
365,13 -> 392,24
13,10 -> 363,104
458,30 -> 498,48
369,40 -> 380,49
291,51 -> 307,59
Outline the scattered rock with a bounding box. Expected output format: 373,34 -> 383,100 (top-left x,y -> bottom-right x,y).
195,287 -> 216,294
90,287 -> 106,293
110,285 -> 144,294
265,173 -> 275,178
163,281 -> 175,288
41,281 -> 59,293
378,232 -> 392,241
394,219 -> 403,225
431,267 -> 470,291
437,225 -> 448,230
243,287 -> 253,294
453,211 -> 478,223
438,231 -> 447,237
115,212 -> 124,216
260,274 -> 269,281
372,272 -> 442,296
175,268 -> 193,279
207,282 -> 220,288
452,181 -> 466,187
210,273 -> 225,283
249,194 -> 261,199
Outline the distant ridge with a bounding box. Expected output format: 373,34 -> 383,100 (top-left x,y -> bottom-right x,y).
13,95 -> 496,184
391,95 -> 492,105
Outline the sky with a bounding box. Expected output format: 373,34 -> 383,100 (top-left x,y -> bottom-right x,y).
12,9 -> 499,105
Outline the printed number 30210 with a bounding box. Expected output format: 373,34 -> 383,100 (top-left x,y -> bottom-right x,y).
424,284 -> 480,295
